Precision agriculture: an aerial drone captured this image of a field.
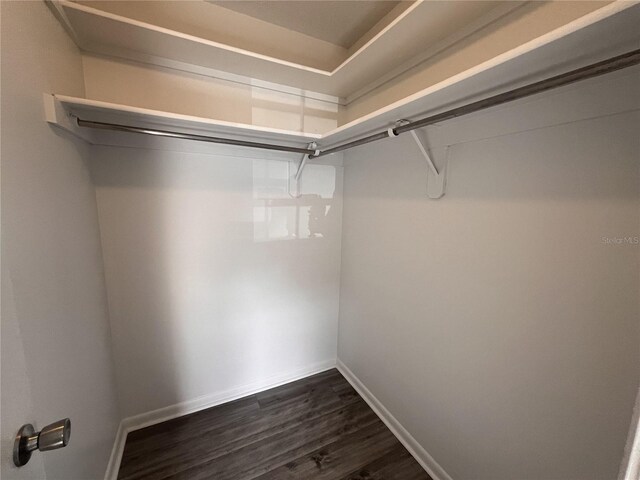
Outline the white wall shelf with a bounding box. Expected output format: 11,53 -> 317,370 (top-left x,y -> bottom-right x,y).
44,94 -> 322,148
49,0 -> 518,98
45,1 -> 639,157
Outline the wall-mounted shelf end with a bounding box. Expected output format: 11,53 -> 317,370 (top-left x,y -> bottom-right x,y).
43,93 -> 93,143
42,94 -> 324,152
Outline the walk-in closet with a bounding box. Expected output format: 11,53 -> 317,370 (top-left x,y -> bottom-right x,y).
2,2 -> 639,479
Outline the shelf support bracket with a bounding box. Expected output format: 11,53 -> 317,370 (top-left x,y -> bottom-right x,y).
398,120 -> 447,199
295,142 -> 318,181
289,142 -> 318,198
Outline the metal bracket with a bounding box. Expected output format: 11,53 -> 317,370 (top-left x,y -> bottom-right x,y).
295,142 -> 318,181
398,120 -> 447,199
288,142 -> 318,198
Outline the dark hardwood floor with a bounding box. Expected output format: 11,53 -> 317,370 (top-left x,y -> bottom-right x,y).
117,368 -> 432,480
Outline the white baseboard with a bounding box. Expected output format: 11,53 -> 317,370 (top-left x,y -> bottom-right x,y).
104,422 -> 126,480
103,358 -> 336,480
336,359 -> 454,480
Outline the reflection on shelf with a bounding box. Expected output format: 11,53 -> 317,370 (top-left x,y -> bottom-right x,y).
252,159 -> 336,242
250,86 -> 339,135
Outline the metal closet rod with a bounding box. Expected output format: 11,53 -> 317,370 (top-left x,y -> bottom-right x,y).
75,119 -> 316,155
313,48 -> 640,158
76,49 -> 640,157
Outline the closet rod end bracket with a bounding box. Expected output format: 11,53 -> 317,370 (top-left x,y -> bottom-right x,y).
396,120 -> 447,199
294,142 -> 317,182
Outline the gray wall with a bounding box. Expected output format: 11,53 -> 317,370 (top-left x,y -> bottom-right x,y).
338,67 -> 640,480
89,144 -> 343,418
1,2 -> 120,478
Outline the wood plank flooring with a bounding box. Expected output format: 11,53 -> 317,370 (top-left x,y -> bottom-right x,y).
117,368 -> 432,480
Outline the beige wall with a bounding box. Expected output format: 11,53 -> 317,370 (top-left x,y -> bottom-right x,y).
1,3 -> 120,478
338,67 -> 640,480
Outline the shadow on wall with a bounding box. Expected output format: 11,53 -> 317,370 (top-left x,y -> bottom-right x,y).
87,135 -> 342,419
